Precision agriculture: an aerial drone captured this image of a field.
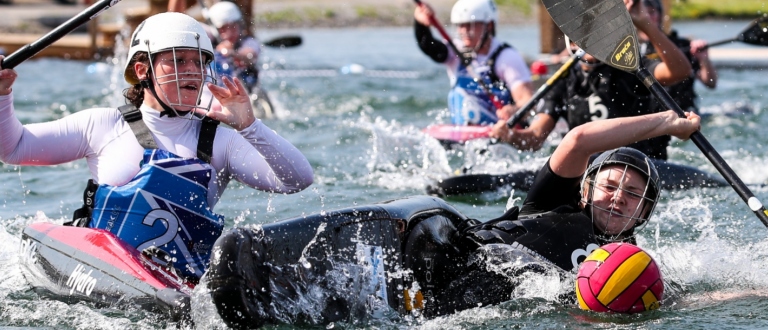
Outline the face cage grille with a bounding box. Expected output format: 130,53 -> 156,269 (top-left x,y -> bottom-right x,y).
145,36 -> 217,120
582,163 -> 657,240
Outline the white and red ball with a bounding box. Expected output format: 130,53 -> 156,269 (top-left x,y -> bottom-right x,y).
575,243 -> 664,313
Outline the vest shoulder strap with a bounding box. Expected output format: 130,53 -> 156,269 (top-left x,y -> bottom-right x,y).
487,43 -> 512,85
118,104 -> 159,150
197,117 -> 219,164
118,104 -> 220,164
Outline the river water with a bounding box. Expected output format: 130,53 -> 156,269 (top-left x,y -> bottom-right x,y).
1,20 -> 768,329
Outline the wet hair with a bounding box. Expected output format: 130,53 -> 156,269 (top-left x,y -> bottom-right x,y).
123,52 -> 149,108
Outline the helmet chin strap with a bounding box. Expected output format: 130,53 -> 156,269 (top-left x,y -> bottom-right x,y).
140,79 -> 190,118
473,23 -> 491,53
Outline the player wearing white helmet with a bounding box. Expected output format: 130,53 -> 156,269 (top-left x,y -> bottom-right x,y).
207,1 -> 262,91
414,0 -> 534,126
0,12 -> 313,281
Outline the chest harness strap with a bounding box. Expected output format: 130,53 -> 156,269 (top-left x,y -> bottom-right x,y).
66,105 -> 220,227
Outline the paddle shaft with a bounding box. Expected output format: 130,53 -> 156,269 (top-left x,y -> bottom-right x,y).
414,0 -> 505,110
674,37 -> 736,53
673,16 -> 768,52
636,68 -> 768,227
506,49 -> 584,128
1,0 -> 122,69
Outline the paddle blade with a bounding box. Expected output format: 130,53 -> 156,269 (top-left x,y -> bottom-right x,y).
263,35 -> 302,48
542,0 -> 639,72
737,16 -> 768,46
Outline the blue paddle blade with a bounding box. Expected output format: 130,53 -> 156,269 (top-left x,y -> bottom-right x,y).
541,0 -> 639,72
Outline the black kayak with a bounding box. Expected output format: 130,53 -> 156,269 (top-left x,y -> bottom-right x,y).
206,195 -> 563,328
207,195 -> 468,328
426,159 -> 731,197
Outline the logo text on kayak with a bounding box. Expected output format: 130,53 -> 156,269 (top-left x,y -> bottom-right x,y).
66,264 -> 97,296
19,238 -> 38,265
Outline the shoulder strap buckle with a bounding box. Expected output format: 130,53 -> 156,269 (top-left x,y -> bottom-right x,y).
118,104 -> 143,122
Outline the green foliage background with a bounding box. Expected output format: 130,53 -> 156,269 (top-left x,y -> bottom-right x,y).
669,0 -> 767,19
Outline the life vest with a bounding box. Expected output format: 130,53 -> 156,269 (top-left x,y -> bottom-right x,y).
447,43 -> 514,125
461,205 -> 600,271
214,37 -> 259,91
83,105 -> 223,280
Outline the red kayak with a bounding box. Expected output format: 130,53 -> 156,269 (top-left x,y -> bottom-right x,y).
19,222 -> 193,322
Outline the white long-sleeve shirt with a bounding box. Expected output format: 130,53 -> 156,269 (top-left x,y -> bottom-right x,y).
0,93 -> 313,207
445,38 -> 532,91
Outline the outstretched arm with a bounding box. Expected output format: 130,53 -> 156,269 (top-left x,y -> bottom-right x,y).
550,110 -> 700,178
414,3 -> 449,63
491,113 -> 556,151
690,39 -> 718,89
628,0 -> 692,85
223,121 -> 314,194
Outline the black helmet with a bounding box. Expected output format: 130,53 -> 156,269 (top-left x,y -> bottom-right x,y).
581,147 -> 661,231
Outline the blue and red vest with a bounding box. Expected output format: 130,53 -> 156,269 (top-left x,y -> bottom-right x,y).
447,44 -> 514,125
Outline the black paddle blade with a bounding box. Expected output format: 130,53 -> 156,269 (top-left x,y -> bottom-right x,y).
737,16 -> 768,46
263,35 -> 302,48
542,0 -> 639,72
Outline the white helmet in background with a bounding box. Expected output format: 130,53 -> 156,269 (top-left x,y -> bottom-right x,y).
450,0 -> 498,24
124,12 -> 214,85
209,1 -> 243,29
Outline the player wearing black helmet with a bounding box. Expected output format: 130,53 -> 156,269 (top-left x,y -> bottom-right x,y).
205,110 -> 700,326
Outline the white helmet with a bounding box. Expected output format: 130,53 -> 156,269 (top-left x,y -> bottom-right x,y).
450,0 -> 498,24
124,12 -> 214,85
209,1 -> 243,29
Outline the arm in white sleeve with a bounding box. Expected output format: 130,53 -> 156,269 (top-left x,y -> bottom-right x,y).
496,48 -> 533,90
224,119 -> 313,193
0,94 -> 91,165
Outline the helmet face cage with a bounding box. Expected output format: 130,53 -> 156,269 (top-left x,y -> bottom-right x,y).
454,22 -> 491,52
581,149 -> 660,241
145,33 -> 217,119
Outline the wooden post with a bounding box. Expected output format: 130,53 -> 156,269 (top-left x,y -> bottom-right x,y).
233,0 -> 254,35
88,8 -> 98,55
538,1 -> 564,54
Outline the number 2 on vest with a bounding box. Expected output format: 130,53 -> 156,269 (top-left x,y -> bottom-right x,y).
137,209 -> 180,252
